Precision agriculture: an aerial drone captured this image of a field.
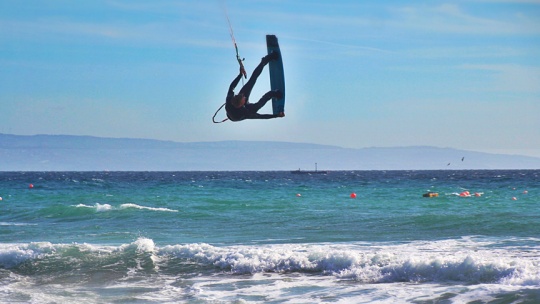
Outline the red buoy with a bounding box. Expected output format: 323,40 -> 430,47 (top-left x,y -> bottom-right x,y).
29,184 -> 34,189
350,193 -> 357,199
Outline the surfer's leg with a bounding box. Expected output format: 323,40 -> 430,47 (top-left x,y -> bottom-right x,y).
246,90 -> 280,113
238,54 -> 274,99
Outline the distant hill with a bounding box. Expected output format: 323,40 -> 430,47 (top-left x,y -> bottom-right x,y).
1,133 -> 540,171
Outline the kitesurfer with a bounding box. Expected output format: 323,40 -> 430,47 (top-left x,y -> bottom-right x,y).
225,52 -> 284,121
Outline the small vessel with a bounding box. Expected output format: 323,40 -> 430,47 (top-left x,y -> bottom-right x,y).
291,163 -> 328,174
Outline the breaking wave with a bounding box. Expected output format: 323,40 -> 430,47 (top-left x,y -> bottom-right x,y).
74,203 -> 177,212
1,238 -> 538,286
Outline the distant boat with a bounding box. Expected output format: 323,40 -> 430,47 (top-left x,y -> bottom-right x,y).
291,163 -> 328,174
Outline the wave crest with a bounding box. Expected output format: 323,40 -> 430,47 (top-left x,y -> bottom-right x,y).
1,239 -> 538,286
159,241 -> 540,285
74,203 -> 177,212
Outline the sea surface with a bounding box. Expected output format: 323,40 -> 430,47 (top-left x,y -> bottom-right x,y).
0,170 -> 539,303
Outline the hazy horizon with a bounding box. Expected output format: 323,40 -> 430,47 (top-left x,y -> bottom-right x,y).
2,133 -> 540,171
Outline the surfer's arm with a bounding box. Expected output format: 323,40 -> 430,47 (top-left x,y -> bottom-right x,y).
226,72 -> 243,104
228,71 -> 243,93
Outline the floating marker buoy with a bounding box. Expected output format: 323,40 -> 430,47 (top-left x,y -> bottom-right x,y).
512,197 -> 517,201
523,190 -> 528,194
29,184 -> 34,189
296,193 -> 302,197
0,197 -> 2,201
350,193 -> 357,199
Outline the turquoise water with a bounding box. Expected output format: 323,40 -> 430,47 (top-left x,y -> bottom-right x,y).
1,170 -> 539,303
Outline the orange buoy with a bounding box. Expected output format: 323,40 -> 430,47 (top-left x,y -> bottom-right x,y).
459,191 -> 470,197
350,193 -> 357,199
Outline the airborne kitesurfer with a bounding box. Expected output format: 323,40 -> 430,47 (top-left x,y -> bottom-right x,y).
225,51 -> 284,122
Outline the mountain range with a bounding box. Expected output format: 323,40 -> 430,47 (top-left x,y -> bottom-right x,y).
1,133 -> 539,171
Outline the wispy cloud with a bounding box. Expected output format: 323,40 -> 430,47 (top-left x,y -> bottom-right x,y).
286,36 -> 393,54
0,17 -> 226,49
405,46 -> 527,59
389,3 -> 540,35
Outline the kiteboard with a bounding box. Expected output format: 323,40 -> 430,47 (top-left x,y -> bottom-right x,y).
266,35 -> 285,115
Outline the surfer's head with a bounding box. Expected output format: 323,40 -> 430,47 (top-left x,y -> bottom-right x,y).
232,94 -> 246,108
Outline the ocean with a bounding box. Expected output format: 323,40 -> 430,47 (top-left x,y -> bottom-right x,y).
0,170 -> 538,303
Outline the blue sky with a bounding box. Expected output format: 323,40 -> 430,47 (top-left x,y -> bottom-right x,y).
1,0 -> 539,157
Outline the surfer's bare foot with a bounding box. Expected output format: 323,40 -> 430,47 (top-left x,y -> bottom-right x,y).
263,51 -> 279,63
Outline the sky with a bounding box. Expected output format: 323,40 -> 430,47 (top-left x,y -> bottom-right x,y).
1,0 -> 540,158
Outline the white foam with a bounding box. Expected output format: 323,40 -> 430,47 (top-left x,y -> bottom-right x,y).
74,203 -> 177,212
0,242 -> 55,268
160,239 -> 540,303
118,237 -> 157,254
120,203 -> 178,212
118,237 -> 160,272
159,239 -> 540,286
74,203 -> 112,212
2,238 -> 538,287
1,238 -> 538,303
0,222 -> 37,226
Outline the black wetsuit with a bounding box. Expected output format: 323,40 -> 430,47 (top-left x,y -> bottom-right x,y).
225,56 -> 280,122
